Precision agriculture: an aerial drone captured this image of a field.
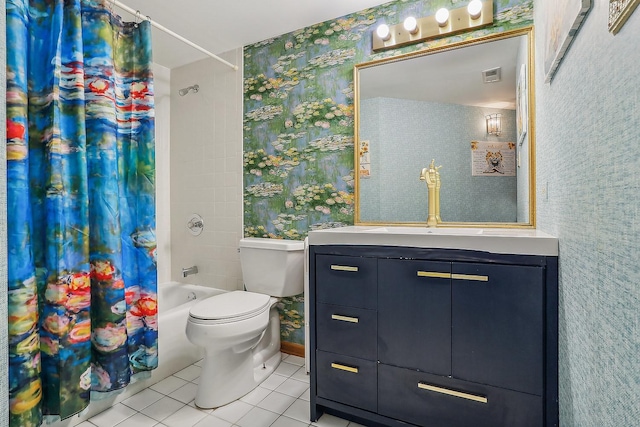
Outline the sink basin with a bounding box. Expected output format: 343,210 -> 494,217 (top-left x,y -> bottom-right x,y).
362,226 -> 483,235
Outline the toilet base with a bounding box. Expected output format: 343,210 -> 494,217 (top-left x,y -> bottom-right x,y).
194,350 -> 281,409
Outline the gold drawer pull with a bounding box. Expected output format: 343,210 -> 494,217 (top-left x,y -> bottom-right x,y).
418,382 -> 488,404
331,363 -> 359,373
331,314 -> 359,323
451,273 -> 489,282
417,271 -> 451,279
331,265 -> 359,272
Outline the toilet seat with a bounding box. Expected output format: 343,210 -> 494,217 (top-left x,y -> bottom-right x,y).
188,291 -> 271,325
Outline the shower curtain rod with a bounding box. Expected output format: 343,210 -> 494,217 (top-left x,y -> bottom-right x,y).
112,0 -> 239,71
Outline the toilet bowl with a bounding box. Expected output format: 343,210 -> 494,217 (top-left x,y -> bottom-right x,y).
185,237 -> 305,408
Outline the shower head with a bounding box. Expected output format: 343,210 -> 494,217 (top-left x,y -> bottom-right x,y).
178,84 -> 199,96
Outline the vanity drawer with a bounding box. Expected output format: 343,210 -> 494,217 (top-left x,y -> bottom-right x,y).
378,364 -> 543,427
316,303 -> 376,360
315,255 -> 377,309
316,350 -> 377,413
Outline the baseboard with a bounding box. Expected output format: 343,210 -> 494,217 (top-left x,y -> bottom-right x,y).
280,342 -> 305,358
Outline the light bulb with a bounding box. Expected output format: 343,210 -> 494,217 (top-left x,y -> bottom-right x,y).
376,24 -> 390,41
435,8 -> 450,26
403,16 -> 418,34
468,0 -> 483,19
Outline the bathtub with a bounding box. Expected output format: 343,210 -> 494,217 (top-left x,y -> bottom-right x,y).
52,283 -> 226,427
155,282 -> 226,380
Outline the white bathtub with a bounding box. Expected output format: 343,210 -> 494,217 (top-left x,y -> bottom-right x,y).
155,282 -> 226,380
53,283 -> 226,427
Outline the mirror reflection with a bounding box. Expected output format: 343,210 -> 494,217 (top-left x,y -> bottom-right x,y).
355,30 -> 533,226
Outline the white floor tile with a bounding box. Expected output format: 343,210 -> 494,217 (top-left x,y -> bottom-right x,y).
275,362 -> 300,377
312,413 -> 349,427
162,404 -> 208,427
174,365 -> 203,382
192,376 -> 201,385
299,389 -> 310,402
347,422 -> 367,427
88,403 -> 137,427
256,391 -> 296,414
122,388 -> 164,411
211,400 -> 253,424
193,414 -> 233,427
235,406 -> 279,427
275,378 -> 309,398
272,416 -> 312,427
150,375 -> 189,395
283,400 -> 310,424
194,359 -> 203,367
115,413 -> 158,427
239,386 -> 271,405
260,373 -> 288,390
140,396 -> 185,422
284,355 -> 305,366
291,366 -> 309,384
169,382 -> 199,403
290,367 -> 309,383
75,422 -> 98,427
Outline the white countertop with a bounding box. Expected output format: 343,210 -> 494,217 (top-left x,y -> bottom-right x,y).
308,226 -> 558,256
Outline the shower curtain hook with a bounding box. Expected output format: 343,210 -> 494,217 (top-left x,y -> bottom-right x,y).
135,10 -> 141,27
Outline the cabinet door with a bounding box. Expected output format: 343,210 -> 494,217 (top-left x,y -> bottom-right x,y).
378,259 -> 451,375
452,263 -> 544,395
316,255 -> 377,309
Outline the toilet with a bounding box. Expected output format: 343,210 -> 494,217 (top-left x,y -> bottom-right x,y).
185,237 -> 305,408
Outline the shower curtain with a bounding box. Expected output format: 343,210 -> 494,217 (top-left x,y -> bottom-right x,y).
7,1 -> 157,426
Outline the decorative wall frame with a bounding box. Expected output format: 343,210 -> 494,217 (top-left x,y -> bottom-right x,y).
516,63 -> 528,145
609,0 -> 640,34
543,0 -> 591,83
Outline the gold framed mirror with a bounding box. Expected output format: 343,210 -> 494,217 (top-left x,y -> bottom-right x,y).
354,27 -> 535,228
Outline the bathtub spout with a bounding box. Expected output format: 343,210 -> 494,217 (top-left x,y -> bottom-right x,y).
182,266 -> 198,277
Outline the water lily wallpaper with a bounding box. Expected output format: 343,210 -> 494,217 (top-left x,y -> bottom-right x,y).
243,0 -> 534,345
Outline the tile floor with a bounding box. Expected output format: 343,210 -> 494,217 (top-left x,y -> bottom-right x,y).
77,354 -> 364,427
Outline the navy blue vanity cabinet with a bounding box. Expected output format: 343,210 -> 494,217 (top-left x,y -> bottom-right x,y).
452,262 -> 544,396
313,254 -> 379,415
378,259 -> 452,376
310,245 -> 559,427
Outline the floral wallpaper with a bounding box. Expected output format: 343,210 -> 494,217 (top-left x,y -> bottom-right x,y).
243,0 -> 534,345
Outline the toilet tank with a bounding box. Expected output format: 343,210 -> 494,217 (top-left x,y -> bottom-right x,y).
239,237 -> 305,297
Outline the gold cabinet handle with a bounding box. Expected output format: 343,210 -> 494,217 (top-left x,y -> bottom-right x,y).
451,273 -> 489,282
331,265 -> 359,272
331,314 -> 359,323
417,271 -> 451,279
418,382 -> 488,404
331,363 -> 359,373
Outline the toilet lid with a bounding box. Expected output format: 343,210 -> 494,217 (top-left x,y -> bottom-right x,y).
189,291 -> 271,321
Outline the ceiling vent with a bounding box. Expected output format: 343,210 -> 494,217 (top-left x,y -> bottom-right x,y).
482,67 -> 501,83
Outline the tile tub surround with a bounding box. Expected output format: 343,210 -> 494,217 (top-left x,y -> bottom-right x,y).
78,354 -> 362,427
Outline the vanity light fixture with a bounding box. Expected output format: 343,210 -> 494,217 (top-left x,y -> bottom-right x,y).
403,16 -> 419,34
372,0 -> 493,52
435,8 -> 450,27
376,23 -> 391,41
486,113 -> 502,136
467,0 -> 483,19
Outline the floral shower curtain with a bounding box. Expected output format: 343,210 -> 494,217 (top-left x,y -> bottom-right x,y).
7,0 -> 157,426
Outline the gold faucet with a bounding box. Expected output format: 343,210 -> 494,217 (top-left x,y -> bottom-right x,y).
419,159 -> 441,227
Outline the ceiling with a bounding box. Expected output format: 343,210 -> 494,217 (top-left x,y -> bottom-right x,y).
114,0 -> 392,69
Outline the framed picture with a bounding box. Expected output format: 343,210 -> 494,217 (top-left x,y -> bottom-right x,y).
609,0 -> 640,34
516,63 -> 528,145
543,0 -> 591,83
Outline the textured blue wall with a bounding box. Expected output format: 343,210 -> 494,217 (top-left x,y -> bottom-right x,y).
535,1 -> 640,426
360,97 -> 518,223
